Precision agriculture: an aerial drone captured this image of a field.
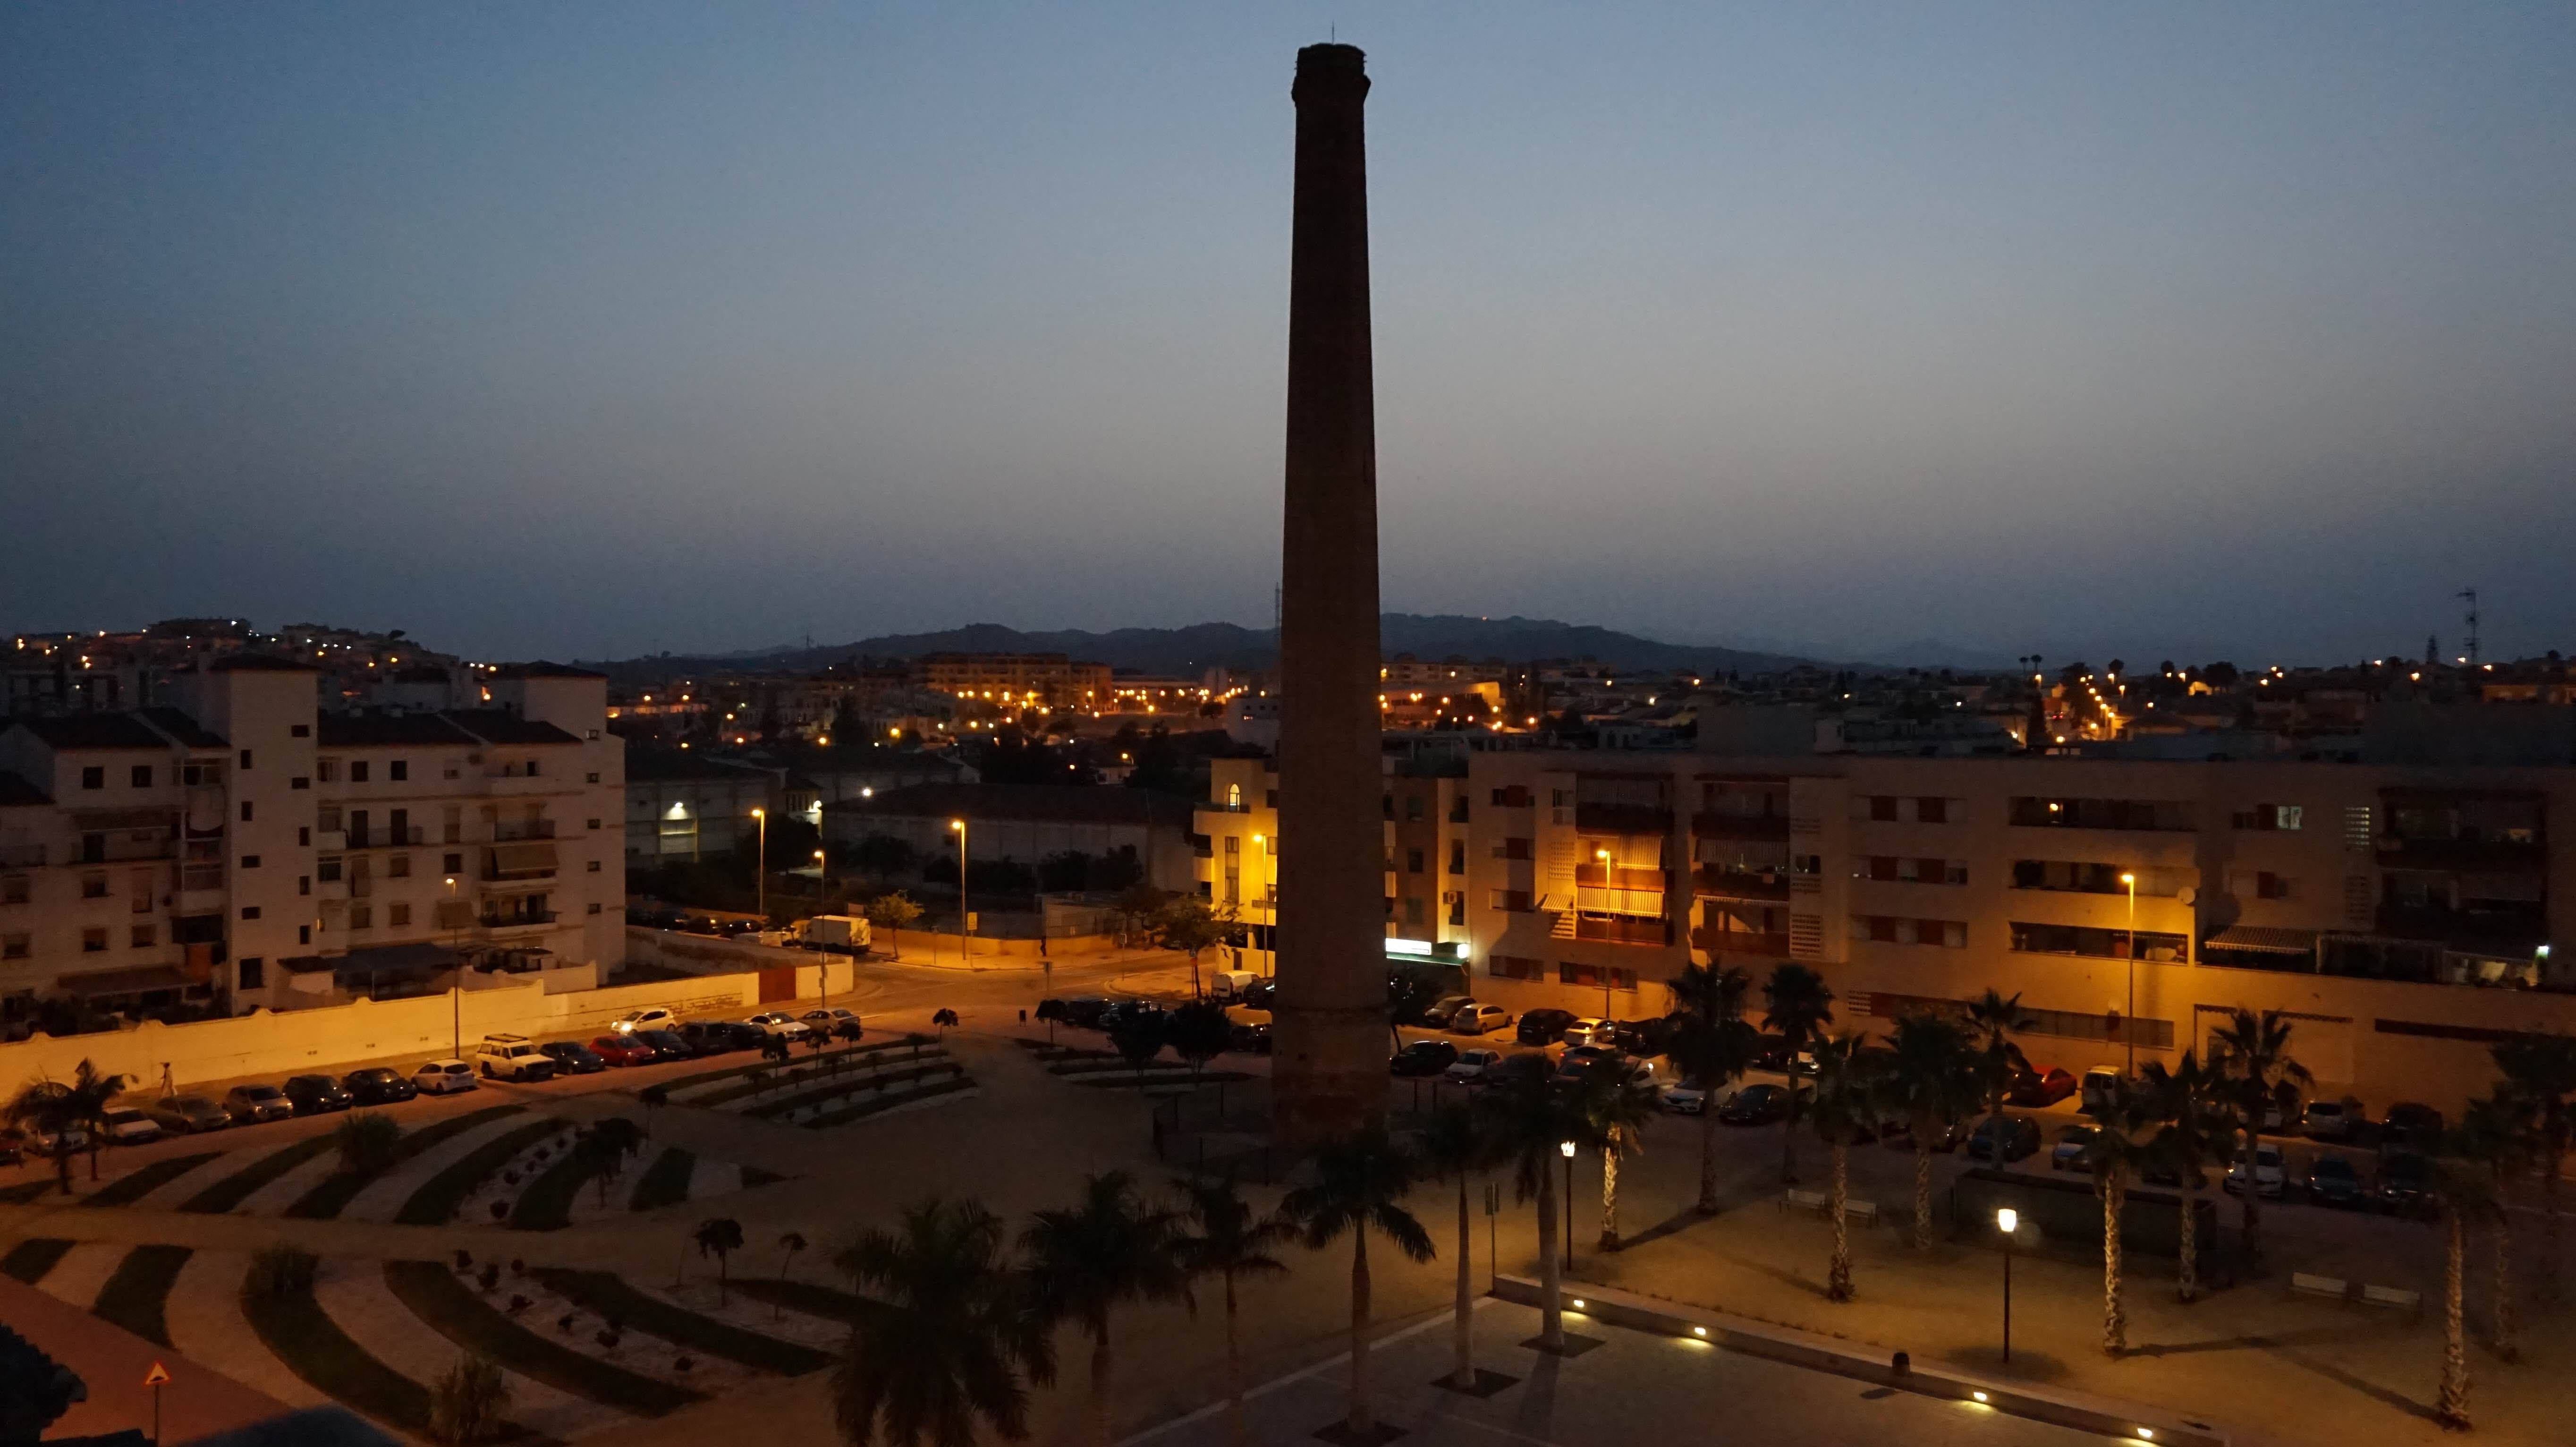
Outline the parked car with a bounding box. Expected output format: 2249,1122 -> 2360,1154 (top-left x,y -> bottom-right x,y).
587,1034 -> 654,1067
611,1008 -> 679,1035
0,1127 -> 24,1164
538,1041 -> 606,1075
221,1084 -> 295,1124
1879,1117 -> 1967,1153
1098,1001 -> 1168,1034
1484,1053 -> 1554,1088
2225,1143 -> 2287,1198
2376,1150 -> 2436,1216
475,1034 -> 558,1082
1450,1003 -> 1512,1036
635,1028 -> 695,1059
680,1020 -> 752,1055
1390,1040 -> 1459,1077
147,1095 -> 232,1133
343,1068 -> 417,1105
1751,1033 -> 1797,1072
2302,1097 -> 2361,1142
1719,1082 -> 1793,1126
1057,997 -> 1111,1029
801,1007 -> 865,1040
1559,1018 -> 1614,1049
2079,1067 -> 2125,1114
2051,1124 -> 2099,1171
1228,1021 -> 1273,1055
2307,1154 -> 2368,1208
1608,1016 -> 1680,1058
1516,1009 -> 1577,1046
1238,979 -> 1277,1012
411,1060 -> 479,1095
1552,1044 -> 1618,1081
2007,1066 -> 2078,1107
282,1074 -> 355,1114
25,1121 -> 91,1154
1966,1114 -> 2042,1163
1418,996 -> 1474,1030
99,1107 -> 162,1145
1443,1048 -> 1505,1085
1661,1077 -> 1715,1114
2381,1103 -> 2445,1153
743,1012 -> 812,1041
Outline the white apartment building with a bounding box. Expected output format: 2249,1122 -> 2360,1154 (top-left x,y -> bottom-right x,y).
0,657 -> 625,1029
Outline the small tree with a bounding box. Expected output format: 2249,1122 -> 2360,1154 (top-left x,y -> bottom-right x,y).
1109,882 -> 1169,947
2209,1008 -> 2312,1272
1022,1172 -> 1188,1447
4,1077 -> 85,1197
1034,997 -> 1068,1045
638,1083 -> 670,1141
773,1231 -> 808,1322
1165,1001 -> 1233,1097
1419,1104 -> 1497,1392
1149,898 -> 1237,998
2140,1053 -> 2227,1302
1666,962 -> 1757,1214
428,1354 -> 511,1446
63,1061 -> 125,1183
1881,1013 -> 1982,1249
2078,1085 -> 2162,1354
695,1217 -> 745,1307
1109,1014 -> 1169,1091
863,891 -> 925,961
1763,963 -> 1836,1185
578,1118 -> 645,1207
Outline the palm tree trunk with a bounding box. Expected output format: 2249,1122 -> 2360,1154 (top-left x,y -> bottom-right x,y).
2542,1157 -> 2562,1300
1912,1137 -> 1933,1250
1090,1329 -> 1116,1447
1599,1130 -> 1621,1251
1697,1107 -> 1718,1214
1827,1141 -> 1852,1302
1225,1275 -> 1247,1447
1782,1093 -> 1800,1185
2240,1180 -> 2263,1275
1536,1165 -> 1564,1351
1452,1178 -> 1475,1388
2177,1182 -> 2199,1303
2440,1211 -> 2470,1429
1347,1228 -> 1373,1436
2102,1171 -> 2127,1354
2490,1209 -> 2517,1361
55,1146 -> 72,1196
89,1142 -> 102,1182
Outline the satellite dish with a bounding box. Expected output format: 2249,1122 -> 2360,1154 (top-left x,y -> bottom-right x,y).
2178,886 -> 2198,906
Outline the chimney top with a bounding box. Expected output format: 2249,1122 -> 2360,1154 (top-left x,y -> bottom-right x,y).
1295,43 -> 1368,99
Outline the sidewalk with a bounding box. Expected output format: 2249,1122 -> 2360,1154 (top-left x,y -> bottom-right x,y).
1,1272 -> 294,1442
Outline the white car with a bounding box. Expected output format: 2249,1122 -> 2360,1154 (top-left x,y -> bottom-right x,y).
800,1007 -> 862,1038
2225,1143 -> 2286,1198
1661,1078 -> 1714,1114
412,1059 -> 480,1095
743,1013 -> 812,1040
474,1034 -> 558,1082
1559,1018 -> 1614,1049
100,1107 -> 163,1144
1443,1048 -> 1504,1085
611,1008 -> 678,1035
1449,1004 -> 1513,1036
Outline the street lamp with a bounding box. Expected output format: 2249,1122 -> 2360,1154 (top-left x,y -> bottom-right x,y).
444,876 -> 461,1057
1560,1140 -> 1577,1269
2119,871 -> 2137,1074
751,808 -> 768,923
949,818 -> 969,962
1997,1207 -> 2019,1362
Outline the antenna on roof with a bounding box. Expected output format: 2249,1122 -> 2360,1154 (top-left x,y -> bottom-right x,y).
2457,588 -> 2479,665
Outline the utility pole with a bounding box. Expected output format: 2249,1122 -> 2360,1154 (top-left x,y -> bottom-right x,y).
2458,588 -> 2480,665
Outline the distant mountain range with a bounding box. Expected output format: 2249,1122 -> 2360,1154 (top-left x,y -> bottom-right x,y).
587,614 -> 1835,681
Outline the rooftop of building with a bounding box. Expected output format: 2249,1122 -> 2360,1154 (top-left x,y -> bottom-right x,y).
489,661 -> 607,680
136,707 -> 228,749
2,713 -> 182,751
826,780 -> 1194,826
315,714 -> 482,748
441,709 -> 585,746
0,772 -> 52,808
209,653 -> 321,673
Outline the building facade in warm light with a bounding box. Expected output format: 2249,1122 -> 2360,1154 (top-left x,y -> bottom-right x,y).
915,653 -> 1114,708
0,659 -> 625,1027
1197,743 -> 2576,1118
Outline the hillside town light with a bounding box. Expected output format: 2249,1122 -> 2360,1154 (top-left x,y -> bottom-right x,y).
1996,1207 -> 2019,1362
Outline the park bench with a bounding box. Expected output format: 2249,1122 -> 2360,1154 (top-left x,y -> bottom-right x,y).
2288,1272 -> 2349,1302
1780,1188 -> 1879,1226
2360,1283 -> 2423,1319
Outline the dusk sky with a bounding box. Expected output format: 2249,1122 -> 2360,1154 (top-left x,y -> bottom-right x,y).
6,3 -> 2571,667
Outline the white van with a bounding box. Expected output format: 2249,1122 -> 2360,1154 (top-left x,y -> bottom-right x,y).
1208,970 -> 1259,1002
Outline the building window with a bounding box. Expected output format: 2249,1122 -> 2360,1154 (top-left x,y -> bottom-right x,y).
82,873 -> 109,899
297,925 -> 311,945
240,801 -> 254,823
131,764 -> 153,788
1404,796 -> 1424,821
1,877 -> 26,905
2009,861 -> 2179,896
1406,848 -> 1425,874
317,760 -> 338,783
1495,837 -> 1533,860
586,772 -> 600,784
2009,797 -> 2194,831
2231,804 -> 2304,832
387,854 -> 410,878
299,875 -> 313,895
2009,921 -> 2187,961
444,853 -> 464,874
390,760 -> 408,782
351,761 -> 370,783
1849,915 -> 1967,947
1489,888 -> 1533,912
389,902 -> 411,927
317,859 -> 341,882
587,902 -> 603,915
241,854 -> 261,869
239,749 -> 253,769
2255,871 -> 2292,900
588,819 -> 601,830
238,956 -> 264,988
290,776 -> 310,790
1449,841 -> 1465,875
1404,896 -> 1425,927
1,934 -> 27,960
297,827 -> 310,846
587,860 -> 602,873
241,905 -> 262,920
129,924 -> 155,948
290,723 -> 310,737
1860,857 -> 1967,885
82,766 -> 105,791
351,904 -> 373,930
1490,953 -> 1545,980
1558,962 -> 1638,991
82,927 -> 109,952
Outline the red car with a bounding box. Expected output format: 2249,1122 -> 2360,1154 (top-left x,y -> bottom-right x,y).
591,1034 -> 657,1067
2007,1065 -> 2078,1107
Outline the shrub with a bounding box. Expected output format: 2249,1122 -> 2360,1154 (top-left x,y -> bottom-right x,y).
335,1113 -> 405,1178
477,1264 -> 500,1293
245,1245 -> 319,1301
427,1354 -> 510,1446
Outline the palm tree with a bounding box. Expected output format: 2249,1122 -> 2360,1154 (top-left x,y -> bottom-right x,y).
1021,1171 -> 1188,1447
2491,1033 -> 2576,1295
1172,1175 -> 1291,1447
1761,963 -> 1835,1185
1568,1067 -> 1658,1251
4,1078 -> 84,1197
2139,1052 -> 2226,1302
832,1197 -> 1054,1447
1281,1130 -> 1436,1441
1963,988 -> 2035,1138
2426,1137 -> 2488,1431
2078,1086 -> 2162,1354
2453,1091 -> 2537,1358
1475,1067 -> 1583,1352
695,1217 -> 745,1307
2208,1008 -> 2312,1272
1417,1105 -> 1495,1392
1880,1013 -> 1981,1249
772,1231 -> 809,1322
62,1062 -> 126,1183
1805,1032 -> 1881,1302
1666,962 -> 1757,1213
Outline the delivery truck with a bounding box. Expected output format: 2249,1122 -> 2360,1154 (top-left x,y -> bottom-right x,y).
797,914 -> 873,953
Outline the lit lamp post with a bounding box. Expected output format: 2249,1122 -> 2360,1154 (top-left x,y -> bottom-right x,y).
949,818 -> 969,962
2119,871 -> 2137,1074
1997,1207 -> 2018,1362
1593,847 -> 1616,1014
751,807 -> 768,923
1251,833 -> 1271,976
445,875 -> 462,1055
1560,1140 -> 1577,1269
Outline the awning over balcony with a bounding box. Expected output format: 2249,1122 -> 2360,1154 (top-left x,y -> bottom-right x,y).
2203,926 -> 2319,956
282,942 -> 462,990
488,841 -> 559,876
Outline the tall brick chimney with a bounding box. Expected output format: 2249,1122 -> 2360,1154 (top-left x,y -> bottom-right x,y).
1271,42 -> 1387,1145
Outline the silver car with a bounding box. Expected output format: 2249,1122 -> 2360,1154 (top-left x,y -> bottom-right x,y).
147,1095 -> 233,1134
221,1084 -> 295,1124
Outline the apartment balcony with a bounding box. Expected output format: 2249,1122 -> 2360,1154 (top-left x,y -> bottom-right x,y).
434,900 -> 475,931
1576,802 -> 1672,837
1694,865 -> 1790,901
0,843 -> 43,869
491,820 -> 557,842
1691,810 -> 1790,842
483,840 -> 559,883
1692,924 -> 1792,958
342,826 -> 425,850
2374,835 -> 2547,871
2373,903 -> 2548,951
477,909 -> 560,932
1569,913 -> 1672,947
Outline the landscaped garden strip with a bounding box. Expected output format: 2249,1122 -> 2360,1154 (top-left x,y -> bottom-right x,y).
239,1272 -> 439,1437
509,1148 -> 602,1231
626,1149 -> 695,1211
730,1276 -> 881,1324
383,1260 -> 700,1415
80,1152 -> 226,1207
739,1061 -> 966,1120
801,1077 -> 977,1129
91,1244 -> 192,1345
1,1237 -> 72,1282
284,1104 -> 525,1219
532,1268 -> 830,1375
393,1118 -> 568,1226
655,1040 -> 916,1098
179,1135 -> 336,1213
